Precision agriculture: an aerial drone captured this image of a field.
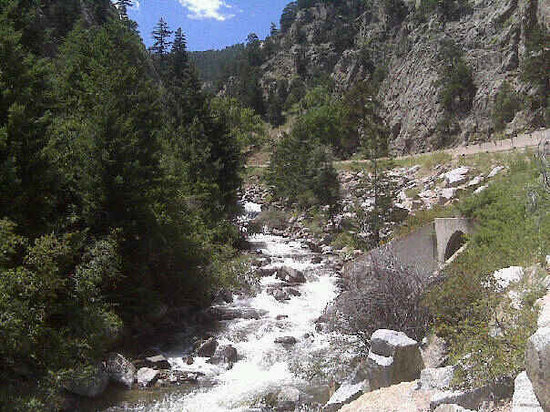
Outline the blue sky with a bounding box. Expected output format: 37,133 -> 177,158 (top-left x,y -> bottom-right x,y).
128,0 -> 291,51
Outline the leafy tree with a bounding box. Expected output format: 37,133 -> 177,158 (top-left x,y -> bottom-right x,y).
210,97 -> 267,149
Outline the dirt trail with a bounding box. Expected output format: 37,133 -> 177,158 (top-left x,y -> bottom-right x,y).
247,128 -> 550,169
339,128 -> 550,166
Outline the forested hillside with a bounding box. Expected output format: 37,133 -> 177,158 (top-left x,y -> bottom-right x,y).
0,1 -> 242,408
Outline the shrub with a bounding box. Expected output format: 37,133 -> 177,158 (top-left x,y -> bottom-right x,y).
329,249 -> 431,344
492,81 -> 522,131
437,40 -> 476,115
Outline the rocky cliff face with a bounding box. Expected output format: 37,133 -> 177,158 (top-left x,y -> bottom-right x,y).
260,0 -> 549,153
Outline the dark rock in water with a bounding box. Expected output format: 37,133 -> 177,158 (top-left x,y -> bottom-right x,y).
257,267 -> 278,277
64,364 -> 109,397
311,256 -> 323,264
208,307 -> 267,321
276,315 -> 289,320
306,241 -> 322,253
184,356 -> 194,365
145,354 -> 171,370
276,267 -> 306,284
213,289 -> 234,304
274,336 -> 297,345
197,337 -> 218,357
164,370 -> 202,384
137,347 -> 163,359
105,353 -> 136,389
286,288 -> 301,297
274,289 -> 289,301
137,367 -> 159,388
211,345 -> 238,367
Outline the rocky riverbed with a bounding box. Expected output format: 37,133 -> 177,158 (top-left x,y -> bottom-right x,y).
79,200 -> 363,411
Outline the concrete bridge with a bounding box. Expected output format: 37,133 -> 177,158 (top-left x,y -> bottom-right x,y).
371,217 -> 475,274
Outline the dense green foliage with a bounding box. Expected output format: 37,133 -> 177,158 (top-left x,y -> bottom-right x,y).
0,1 -> 242,407
492,81 -> 522,131
266,131 -> 340,208
426,156 -> 549,387
521,24 -> 550,126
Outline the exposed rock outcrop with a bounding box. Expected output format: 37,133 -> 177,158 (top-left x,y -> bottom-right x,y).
257,0 -> 547,152
366,329 -> 424,390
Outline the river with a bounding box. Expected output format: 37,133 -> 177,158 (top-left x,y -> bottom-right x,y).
93,202 -> 359,411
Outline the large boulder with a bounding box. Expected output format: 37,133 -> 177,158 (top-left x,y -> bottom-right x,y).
526,327 -> 550,411
366,329 -> 424,390
144,354 -> 171,370
276,267 -> 306,284
64,365 -> 109,398
136,367 -> 159,387
211,345 -> 238,367
105,353 -> 136,389
512,371 -> 543,411
207,307 -> 267,321
197,337 -> 218,357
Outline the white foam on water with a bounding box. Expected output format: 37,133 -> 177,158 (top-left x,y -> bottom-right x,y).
141,232 -> 342,411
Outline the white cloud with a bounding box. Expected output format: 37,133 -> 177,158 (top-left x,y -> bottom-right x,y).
178,0 -> 235,21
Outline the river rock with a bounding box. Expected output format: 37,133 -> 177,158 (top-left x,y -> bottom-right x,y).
137,367 -> 159,387
211,345 -> 238,367
366,329 -> 424,390
197,337 -> 218,357
208,307 -> 267,321
287,288 -> 301,297
105,353 -> 136,389
258,267 -> 277,277
276,267 -> 306,284
145,354 -> 171,370
526,327 -> 550,411
277,387 -> 301,411
512,371 -> 543,411
274,336 -> 297,345
311,256 -> 323,264
64,364 -> 109,398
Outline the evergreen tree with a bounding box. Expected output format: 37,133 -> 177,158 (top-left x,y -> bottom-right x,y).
115,0 -> 133,19
151,17 -> 172,56
270,22 -> 279,36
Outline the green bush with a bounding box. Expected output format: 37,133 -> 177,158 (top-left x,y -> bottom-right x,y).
493,81 -> 522,131
437,40 -> 476,114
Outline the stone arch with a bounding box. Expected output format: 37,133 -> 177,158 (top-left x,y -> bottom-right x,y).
444,231 -> 466,261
